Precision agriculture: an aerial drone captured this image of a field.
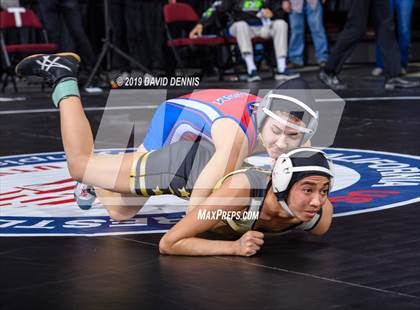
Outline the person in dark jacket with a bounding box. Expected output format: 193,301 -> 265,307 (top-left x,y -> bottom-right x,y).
190,0 -> 298,82
318,0 -> 419,90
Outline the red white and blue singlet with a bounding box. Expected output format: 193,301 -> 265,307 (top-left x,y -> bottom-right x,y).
143,89 -> 260,153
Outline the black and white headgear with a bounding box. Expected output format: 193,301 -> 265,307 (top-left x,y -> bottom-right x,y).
271,148 -> 334,217
256,85 -> 319,144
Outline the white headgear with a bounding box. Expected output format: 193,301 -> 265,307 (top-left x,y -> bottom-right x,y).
256,90 -> 319,144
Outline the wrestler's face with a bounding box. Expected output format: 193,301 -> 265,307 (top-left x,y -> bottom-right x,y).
286,175 -> 330,222
260,112 -> 305,159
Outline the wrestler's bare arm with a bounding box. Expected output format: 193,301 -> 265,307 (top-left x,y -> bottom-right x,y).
187,118 -> 249,212
159,174 -> 264,256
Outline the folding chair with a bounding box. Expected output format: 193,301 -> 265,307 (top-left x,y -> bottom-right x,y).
163,2 -> 227,76
0,7 -> 57,92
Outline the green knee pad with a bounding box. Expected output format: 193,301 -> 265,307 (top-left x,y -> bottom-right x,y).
52,78 -> 80,107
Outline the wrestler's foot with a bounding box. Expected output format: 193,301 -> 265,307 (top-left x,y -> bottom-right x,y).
15,52 -> 80,87
74,182 -> 96,210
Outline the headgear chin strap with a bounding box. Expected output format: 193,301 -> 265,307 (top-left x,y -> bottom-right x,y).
271,148 -> 334,217
256,91 -> 319,144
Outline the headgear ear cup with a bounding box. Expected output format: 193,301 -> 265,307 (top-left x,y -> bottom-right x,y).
272,148 -> 334,216
272,155 -> 293,195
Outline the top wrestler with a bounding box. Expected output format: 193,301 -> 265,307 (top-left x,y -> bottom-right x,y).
28,53 -> 325,220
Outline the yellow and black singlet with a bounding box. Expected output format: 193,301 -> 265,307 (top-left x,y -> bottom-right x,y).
130,139 -> 215,199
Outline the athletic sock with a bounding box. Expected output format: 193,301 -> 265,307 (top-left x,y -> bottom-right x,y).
276,57 -> 286,73
243,53 -> 257,75
52,77 -> 80,107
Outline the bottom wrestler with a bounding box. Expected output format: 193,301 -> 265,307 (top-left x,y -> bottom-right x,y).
130,140 -> 334,256
16,53 -> 334,256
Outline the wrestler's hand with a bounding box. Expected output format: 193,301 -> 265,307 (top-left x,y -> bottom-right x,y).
234,231 -> 264,256
189,24 -> 203,39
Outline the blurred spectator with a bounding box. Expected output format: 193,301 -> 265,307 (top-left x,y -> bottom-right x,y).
319,0 -> 419,89
109,0 -> 164,71
285,0 -> 329,68
108,0 -> 142,70
0,0 -> 20,9
137,0 -> 165,70
371,0 -> 414,76
38,0 -> 95,70
189,0 -> 296,82
189,1 -> 226,38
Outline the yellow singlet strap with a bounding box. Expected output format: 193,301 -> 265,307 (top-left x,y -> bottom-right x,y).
213,168 -> 249,191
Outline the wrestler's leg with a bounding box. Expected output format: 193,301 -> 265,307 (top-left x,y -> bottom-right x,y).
16,53 -> 136,194
89,147 -> 148,220
137,144 -> 148,153
57,94 -> 136,193
95,188 -> 148,221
